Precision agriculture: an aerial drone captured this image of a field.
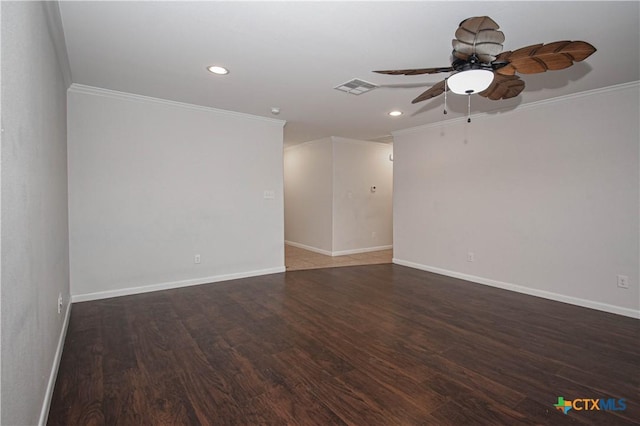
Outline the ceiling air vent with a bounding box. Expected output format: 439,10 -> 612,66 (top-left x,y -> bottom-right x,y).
334,79 -> 378,95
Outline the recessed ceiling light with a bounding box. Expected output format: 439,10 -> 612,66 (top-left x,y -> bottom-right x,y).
207,65 -> 229,75
388,110 -> 403,117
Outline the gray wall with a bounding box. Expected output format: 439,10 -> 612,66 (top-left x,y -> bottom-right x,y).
68,86 -> 285,300
332,137 -> 393,254
1,2 -> 71,424
393,84 -> 639,317
284,138 -> 334,253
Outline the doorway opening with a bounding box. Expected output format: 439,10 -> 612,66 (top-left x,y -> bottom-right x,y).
283,137 -> 393,271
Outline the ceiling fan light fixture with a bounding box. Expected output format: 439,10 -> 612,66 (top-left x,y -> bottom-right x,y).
447,69 -> 494,95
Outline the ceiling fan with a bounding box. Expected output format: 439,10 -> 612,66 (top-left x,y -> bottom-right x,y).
373,16 -> 596,115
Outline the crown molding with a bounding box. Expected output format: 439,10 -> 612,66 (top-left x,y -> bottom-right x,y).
331,136 -> 391,147
393,81 -> 640,136
285,135 -> 393,152
284,136 -> 332,152
367,134 -> 395,144
43,1 -> 72,88
68,83 -> 287,127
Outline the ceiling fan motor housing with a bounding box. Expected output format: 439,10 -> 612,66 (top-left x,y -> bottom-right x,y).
451,55 -> 492,72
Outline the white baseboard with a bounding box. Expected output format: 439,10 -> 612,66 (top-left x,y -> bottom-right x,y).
332,245 -> 393,256
71,266 -> 286,303
393,258 -> 640,319
39,299 -> 72,426
285,241 -> 333,256
285,240 -> 392,257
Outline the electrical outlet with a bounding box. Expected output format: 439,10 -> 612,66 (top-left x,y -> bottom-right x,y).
57,293 -> 63,314
467,252 -> 475,262
194,254 -> 201,264
617,275 -> 629,289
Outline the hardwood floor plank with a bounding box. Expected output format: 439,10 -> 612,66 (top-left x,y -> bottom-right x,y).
48,264 -> 639,425
134,380 -> 201,425
234,342 -> 302,392
250,383 -> 348,426
276,348 -> 403,425
338,369 -> 441,424
515,397 -> 586,425
430,393 -> 530,425
47,327 -> 105,426
557,364 -> 639,405
419,352 -> 526,408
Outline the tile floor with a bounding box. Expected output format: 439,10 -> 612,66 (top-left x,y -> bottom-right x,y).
285,244 -> 393,271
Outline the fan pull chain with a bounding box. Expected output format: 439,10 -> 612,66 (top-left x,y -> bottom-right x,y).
467,94 -> 471,123
443,79 -> 448,115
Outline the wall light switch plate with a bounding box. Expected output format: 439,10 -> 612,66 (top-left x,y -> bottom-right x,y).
263,190 -> 275,199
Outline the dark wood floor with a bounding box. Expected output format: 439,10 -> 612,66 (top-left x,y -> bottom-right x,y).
49,264 -> 639,425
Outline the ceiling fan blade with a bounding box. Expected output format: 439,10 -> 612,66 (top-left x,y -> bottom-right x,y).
495,40 -> 596,75
411,79 -> 448,104
378,82 -> 438,89
374,67 -> 453,76
452,16 -> 505,63
479,73 -> 525,100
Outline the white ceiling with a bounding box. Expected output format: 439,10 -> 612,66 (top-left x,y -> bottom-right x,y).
58,1 -> 639,146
